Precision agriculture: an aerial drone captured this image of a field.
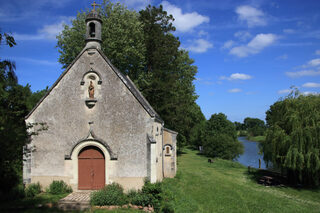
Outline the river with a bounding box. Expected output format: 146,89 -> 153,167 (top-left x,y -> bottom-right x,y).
236,137 -> 267,169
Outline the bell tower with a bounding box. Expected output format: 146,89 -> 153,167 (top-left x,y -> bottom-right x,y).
85,1 -> 102,49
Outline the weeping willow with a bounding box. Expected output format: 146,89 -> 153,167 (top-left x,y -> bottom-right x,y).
262,92 -> 320,186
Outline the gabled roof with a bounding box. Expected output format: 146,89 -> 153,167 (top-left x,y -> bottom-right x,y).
26,47 -> 163,123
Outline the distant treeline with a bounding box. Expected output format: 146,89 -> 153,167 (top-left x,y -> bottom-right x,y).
234,117 -> 266,137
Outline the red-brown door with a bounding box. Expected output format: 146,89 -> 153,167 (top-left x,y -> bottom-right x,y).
78,146 -> 105,190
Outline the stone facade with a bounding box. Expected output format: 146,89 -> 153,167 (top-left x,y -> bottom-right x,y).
23,9 -> 177,191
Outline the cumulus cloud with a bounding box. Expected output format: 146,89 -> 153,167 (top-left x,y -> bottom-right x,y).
14,17 -> 72,41
235,5 -> 266,27
286,70 -> 320,78
278,89 -> 291,94
302,91 -> 319,96
161,1 -> 209,32
230,33 -> 277,57
222,40 -> 235,49
305,58 -> 320,67
302,82 -> 320,88
220,73 -> 252,80
234,31 -> 252,41
185,39 -> 213,53
228,88 -> 242,93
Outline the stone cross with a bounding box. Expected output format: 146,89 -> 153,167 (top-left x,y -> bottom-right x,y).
91,1 -> 99,11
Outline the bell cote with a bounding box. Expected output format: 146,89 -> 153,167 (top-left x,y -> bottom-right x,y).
85,1 -> 102,49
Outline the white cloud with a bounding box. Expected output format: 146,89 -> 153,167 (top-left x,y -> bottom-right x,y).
185,39 -> 213,53
278,89 -> 291,94
234,31 -> 252,41
286,70 -> 320,78
13,17 -> 72,41
277,54 -> 288,60
222,40 -> 235,49
198,30 -> 209,37
283,29 -> 295,34
230,33 -> 277,57
302,82 -> 320,88
228,88 -> 242,93
220,73 -> 252,80
306,58 -> 320,67
13,57 -> 57,66
316,50 -> 320,55
161,1 -> 209,32
235,5 -> 266,27
302,91 -> 319,96
123,0 -> 151,9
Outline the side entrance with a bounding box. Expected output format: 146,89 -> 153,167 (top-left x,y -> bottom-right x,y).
78,146 -> 105,190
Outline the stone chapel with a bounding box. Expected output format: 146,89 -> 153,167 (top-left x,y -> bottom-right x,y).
23,5 -> 177,191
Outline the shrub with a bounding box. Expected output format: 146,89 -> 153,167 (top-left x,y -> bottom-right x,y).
90,183 -> 127,206
130,192 -> 153,207
25,182 -> 41,198
48,180 -> 72,194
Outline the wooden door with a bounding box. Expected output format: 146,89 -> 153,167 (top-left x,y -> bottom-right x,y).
78,146 -> 105,190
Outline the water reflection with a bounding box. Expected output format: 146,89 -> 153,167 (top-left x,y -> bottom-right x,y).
236,137 -> 266,169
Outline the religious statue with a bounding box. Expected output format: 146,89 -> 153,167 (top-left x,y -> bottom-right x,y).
88,81 -> 95,99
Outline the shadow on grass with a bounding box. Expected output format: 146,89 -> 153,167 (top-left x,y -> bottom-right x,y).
0,193 -> 73,213
177,150 -> 187,156
245,168 -> 320,192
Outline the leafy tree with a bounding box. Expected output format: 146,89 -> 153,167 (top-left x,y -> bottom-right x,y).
261,92 -> 320,186
25,86 -> 48,111
243,117 -> 266,136
0,31 -> 30,199
57,0 -> 145,81
0,31 -> 48,199
203,113 -> 243,160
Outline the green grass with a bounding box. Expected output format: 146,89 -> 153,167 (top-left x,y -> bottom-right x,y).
3,149 -> 319,213
161,149 -> 320,213
247,135 -> 266,142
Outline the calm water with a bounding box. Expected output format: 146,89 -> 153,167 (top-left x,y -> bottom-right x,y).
236,137 -> 266,169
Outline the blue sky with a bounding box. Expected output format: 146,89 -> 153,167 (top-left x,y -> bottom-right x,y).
1,0 -> 320,122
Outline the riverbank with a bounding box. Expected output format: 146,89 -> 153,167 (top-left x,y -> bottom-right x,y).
162,149 -> 320,212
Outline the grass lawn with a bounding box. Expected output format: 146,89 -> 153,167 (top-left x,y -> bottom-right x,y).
162,149 -> 320,213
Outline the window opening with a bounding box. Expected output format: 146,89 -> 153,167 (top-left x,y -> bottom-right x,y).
89,23 -> 96,37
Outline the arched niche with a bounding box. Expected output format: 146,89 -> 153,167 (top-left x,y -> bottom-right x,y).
80,69 -> 102,108
163,144 -> 173,156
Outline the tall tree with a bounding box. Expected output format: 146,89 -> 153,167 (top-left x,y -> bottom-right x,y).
139,5 -> 201,149
262,92 -> 320,185
0,31 -> 31,199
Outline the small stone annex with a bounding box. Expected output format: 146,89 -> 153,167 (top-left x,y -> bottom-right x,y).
23,4 -> 177,191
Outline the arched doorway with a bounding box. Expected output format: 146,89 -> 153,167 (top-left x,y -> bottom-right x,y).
78,146 -> 105,190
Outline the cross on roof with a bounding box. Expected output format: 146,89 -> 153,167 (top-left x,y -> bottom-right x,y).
91,1 -> 100,11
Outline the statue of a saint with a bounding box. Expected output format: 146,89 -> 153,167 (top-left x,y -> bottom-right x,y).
88,81 -> 94,99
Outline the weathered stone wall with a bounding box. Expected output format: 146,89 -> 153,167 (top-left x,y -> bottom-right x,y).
26,48 -> 154,189
163,129 -> 177,178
